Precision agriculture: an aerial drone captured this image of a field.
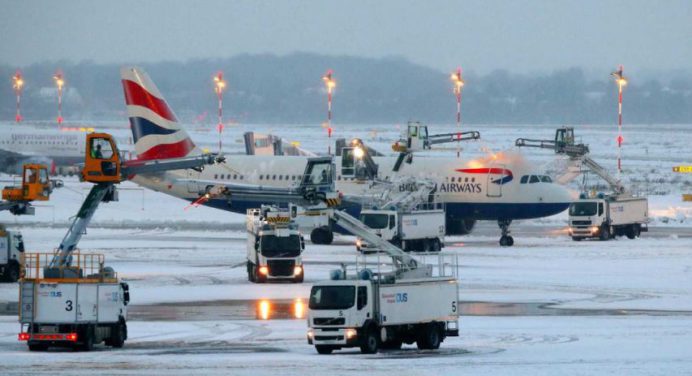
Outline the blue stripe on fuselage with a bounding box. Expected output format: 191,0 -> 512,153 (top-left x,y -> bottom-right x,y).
199,198 -> 569,222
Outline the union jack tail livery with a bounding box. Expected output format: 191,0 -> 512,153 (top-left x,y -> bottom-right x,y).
121,67 -> 199,160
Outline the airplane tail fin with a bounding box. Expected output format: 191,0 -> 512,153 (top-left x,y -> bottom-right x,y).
120,66 -> 199,160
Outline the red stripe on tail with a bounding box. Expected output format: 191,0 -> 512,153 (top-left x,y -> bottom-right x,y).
136,138 -> 194,160
122,80 -> 177,122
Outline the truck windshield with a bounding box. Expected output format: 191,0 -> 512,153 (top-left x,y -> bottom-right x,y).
309,286 -> 355,310
360,213 -> 388,229
260,235 -> 301,257
569,202 -> 597,216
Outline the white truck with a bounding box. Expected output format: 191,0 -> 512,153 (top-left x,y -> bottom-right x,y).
357,208 -> 445,253
246,205 -> 305,283
18,253 -> 130,351
307,208 -> 460,354
307,267 -> 459,354
569,194 -> 648,241
0,228 -> 24,282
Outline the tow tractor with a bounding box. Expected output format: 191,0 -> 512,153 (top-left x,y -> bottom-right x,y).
18,133 -> 219,351
246,205 -> 305,283
307,207 -> 459,354
1,163 -> 62,216
516,127 -> 649,240
1,164 -> 62,282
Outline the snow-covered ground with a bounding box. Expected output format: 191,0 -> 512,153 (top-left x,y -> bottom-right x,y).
1,122 -> 691,374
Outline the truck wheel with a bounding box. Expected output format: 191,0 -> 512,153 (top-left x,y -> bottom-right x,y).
79,327 -> 94,351
635,224 -> 641,237
7,263 -> 20,282
417,323 -> 441,350
360,329 -> 379,354
626,225 -> 636,239
599,225 -> 610,241
110,323 -> 126,348
315,345 -> 334,354
571,236 -> 582,241
28,343 -> 48,351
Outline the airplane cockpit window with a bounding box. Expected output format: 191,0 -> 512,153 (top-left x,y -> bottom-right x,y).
520,175 -> 529,184
540,175 -> 552,183
529,175 -> 540,183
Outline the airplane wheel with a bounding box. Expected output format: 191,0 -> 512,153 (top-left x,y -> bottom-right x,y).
499,236 -> 508,246
507,236 -> 514,246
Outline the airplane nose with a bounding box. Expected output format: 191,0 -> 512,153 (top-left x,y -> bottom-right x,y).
553,183 -> 574,204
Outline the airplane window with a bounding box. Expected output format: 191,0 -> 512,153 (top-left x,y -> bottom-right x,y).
273,175 -> 276,180
541,176 -> 552,183
214,174 -> 218,179
240,175 -> 244,180
471,178 -> 475,182
279,175 -> 283,180
259,175 -> 264,180
529,175 -> 539,183
233,174 -> 237,180
520,175 -> 528,184
451,177 -> 455,182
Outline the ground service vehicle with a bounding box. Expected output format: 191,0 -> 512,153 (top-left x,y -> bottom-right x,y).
18,253 -> 130,351
1,164 -> 59,215
18,133 -> 218,351
358,208 -> 445,252
0,228 -> 24,282
516,127 -> 649,241
307,208 -> 460,354
247,205 -> 305,283
569,194 -> 648,240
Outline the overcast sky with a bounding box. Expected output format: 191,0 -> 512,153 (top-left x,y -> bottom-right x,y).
1,0 -> 690,75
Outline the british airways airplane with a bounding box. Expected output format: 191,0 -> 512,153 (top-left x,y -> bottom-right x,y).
121,67 -> 572,246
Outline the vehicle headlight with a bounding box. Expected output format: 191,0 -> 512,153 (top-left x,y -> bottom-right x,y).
293,266 -> 303,276
590,226 -> 599,233
356,239 -> 362,247
345,328 -> 357,339
259,266 -> 269,275
307,329 -> 314,339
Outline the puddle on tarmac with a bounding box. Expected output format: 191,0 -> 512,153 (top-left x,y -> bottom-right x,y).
3,299 -> 690,321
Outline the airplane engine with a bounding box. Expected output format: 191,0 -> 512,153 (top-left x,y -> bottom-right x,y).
446,217 -> 476,236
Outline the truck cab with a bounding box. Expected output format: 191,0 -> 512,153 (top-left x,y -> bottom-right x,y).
392,122 -> 430,153
357,208 -> 445,253
307,279 -> 374,353
246,205 -> 305,283
569,194 -> 648,241
0,229 -> 24,282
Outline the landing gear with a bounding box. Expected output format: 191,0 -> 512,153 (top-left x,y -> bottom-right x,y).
310,227 -> 334,245
498,220 -> 514,247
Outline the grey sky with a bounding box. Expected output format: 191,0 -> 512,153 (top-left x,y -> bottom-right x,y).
1,0 -> 690,74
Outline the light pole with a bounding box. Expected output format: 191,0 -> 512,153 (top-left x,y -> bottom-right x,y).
12,71 -> 24,123
450,67 -> 465,158
213,72 -> 226,153
611,65 -> 627,180
322,70 -> 336,155
53,72 -> 65,124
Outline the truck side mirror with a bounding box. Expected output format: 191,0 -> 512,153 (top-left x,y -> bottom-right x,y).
121,283 -> 130,306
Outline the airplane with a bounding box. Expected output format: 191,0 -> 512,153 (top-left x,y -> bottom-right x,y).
121,66 -> 572,246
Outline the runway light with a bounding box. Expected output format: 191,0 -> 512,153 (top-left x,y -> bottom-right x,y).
258,300 -> 271,320
294,298 -> 305,319
53,71 -> 65,124
450,67 -> 465,158
12,71 -> 24,123
611,65 -> 627,178
322,69 -> 336,154
213,72 -> 227,153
